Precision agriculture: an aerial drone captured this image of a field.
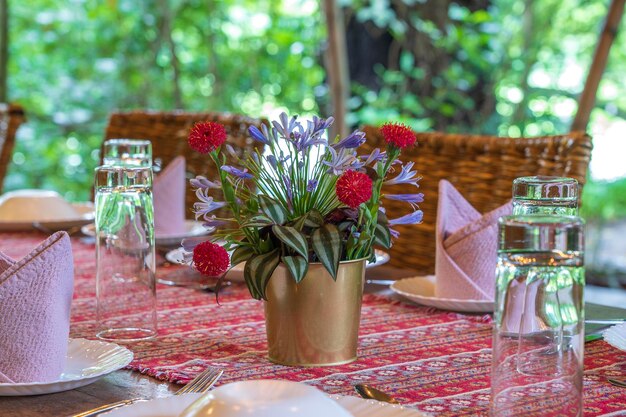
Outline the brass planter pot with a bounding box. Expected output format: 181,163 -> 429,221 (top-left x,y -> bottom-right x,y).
264,258 -> 366,367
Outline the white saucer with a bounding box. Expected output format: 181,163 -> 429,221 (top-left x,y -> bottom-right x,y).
81,220 -> 211,246
391,276 -> 494,313
100,392 -> 425,417
164,248 -> 391,283
0,203 -> 94,232
0,338 -> 133,396
603,322 -> 626,352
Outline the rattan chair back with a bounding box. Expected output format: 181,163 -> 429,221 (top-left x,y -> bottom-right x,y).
361,126 -> 593,273
103,110 -> 264,219
0,104 -> 26,192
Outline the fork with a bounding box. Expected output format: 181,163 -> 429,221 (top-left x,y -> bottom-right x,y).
71,366 -> 223,417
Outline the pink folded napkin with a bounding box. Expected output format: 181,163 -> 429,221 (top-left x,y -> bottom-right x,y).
154,156 -> 186,236
0,232 -> 74,383
435,180 -> 512,301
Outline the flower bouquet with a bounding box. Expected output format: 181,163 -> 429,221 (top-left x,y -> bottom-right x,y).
185,112 -> 423,365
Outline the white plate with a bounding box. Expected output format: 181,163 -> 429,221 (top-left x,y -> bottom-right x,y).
101,393 -> 425,417
164,248 -> 391,283
603,322 -> 626,352
0,338 -> 133,396
391,275 -> 494,313
0,203 -> 94,232
81,220 -> 211,246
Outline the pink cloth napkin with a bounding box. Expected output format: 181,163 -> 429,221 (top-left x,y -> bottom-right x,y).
435,180 -> 512,301
154,156 -> 186,236
0,232 -> 74,383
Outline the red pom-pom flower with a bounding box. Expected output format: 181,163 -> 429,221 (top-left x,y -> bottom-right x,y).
188,121 -> 227,154
336,170 -> 373,208
380,123 -> 417,149
193,241 -> 230,276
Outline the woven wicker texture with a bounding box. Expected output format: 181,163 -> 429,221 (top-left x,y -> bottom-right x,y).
361,126 -> 593,274
0,104 -> 26,192
103,110 -> 264,219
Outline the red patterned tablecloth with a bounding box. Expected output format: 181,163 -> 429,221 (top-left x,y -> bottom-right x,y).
2,233 -> 626,416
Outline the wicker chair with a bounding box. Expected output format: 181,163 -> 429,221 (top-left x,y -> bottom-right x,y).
0,104 -> 26,192
361,126 -> 593,274
103,110 -> 264,218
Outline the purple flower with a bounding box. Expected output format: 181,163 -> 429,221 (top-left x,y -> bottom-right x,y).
385,162 -> 421,188
202,215 -> 230,228
390,228 -> 400,239
310,115 -> 334,133
292,129 -> 327,151
221,165 -> 253,179
272,112 -> 298,140
249,125 -> 269,144
193,188 -> 227,220
267,155 -> 278,169
307,179 -> 318,192
384,193 -> 424,208
190,175 -> 221,190
331,130 -> 366,150
389,210 -> 424,226
323,147 -> 362,175
360,148 -> 386,166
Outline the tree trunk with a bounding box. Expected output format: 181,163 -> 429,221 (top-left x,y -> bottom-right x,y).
323,0 -> 349,137
0,0 -> 8,102
161,0 -> 183,109
572,0 -> 625,132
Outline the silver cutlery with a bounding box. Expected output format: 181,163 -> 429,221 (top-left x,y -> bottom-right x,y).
354,384 -> 399,404
365,279 -> 396,286
71,366 -> 223,417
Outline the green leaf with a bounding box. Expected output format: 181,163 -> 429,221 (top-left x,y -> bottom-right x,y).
259,195 -> 287,225
246,198 -> 259,213
303,209 -> 324,227
338,221 -> 353,232
311,224 -> 342,280
281,255 -> 308,283
244,249 -> 281,300
291,214 -> 308,230
241,214 -> 274,228
231,246 -> 255,266
374,223 -> 392,249
272,225 -> 309,258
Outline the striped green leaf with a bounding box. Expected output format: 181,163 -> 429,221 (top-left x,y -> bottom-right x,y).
311,224 -> 342,280
241,214 -> 273,228
303,209 -> 324,227
374,223 -> 392,249
259,195 -> 287,225
282,255 -> 309,283
272,225 -> 308,258
231,246 -> 255,266
244,249 -> 280,300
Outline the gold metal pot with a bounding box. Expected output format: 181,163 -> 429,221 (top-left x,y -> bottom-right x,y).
264,258 -> 366,366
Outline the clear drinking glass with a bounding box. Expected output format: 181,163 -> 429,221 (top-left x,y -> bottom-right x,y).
103,138 -> 153,167
512,176 -> 578,215
95,166 -> 157,341
491,215 -> 584,417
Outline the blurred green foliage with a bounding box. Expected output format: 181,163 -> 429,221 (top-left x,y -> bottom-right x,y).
5,0 -> 326,201
4,0 -> 626,221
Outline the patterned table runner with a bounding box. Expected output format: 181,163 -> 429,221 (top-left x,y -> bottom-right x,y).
2,233 -> 625,416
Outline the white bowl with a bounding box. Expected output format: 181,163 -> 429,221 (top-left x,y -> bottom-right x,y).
0,189 -> 80,222
179,380 -> 352,417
